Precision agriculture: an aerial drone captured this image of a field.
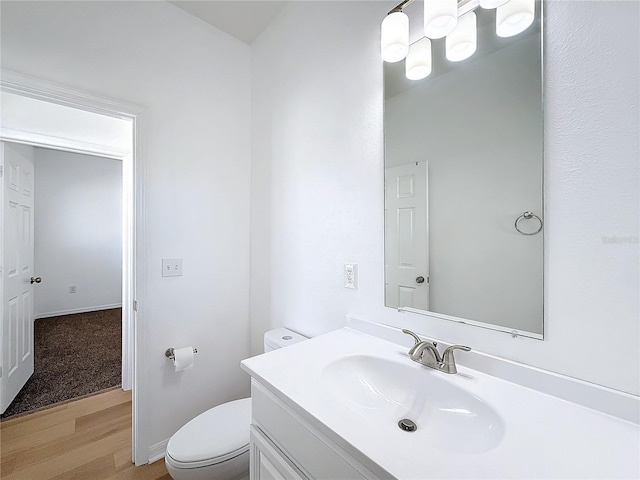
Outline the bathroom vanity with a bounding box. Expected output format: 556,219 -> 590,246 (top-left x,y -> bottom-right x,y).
248,380 -> 383,480
241,327 -> 640,479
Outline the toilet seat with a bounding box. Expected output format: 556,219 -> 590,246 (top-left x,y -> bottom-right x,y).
166,444 -> 248,470
166,397 -> 251,469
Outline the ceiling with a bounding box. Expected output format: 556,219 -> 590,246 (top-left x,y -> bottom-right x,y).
169,1 -> 288,44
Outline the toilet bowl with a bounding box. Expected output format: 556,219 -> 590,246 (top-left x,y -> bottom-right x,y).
165,328 -> 308,480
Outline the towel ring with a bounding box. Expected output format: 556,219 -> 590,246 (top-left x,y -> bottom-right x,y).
514,211 -> 543,236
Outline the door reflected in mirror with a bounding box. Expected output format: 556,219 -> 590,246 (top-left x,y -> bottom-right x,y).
384,2 -> 543,338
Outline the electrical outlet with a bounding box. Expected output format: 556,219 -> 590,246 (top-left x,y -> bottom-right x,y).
162,258 -> 183,277
69,285 -> 77,294
344,263 -> 358,289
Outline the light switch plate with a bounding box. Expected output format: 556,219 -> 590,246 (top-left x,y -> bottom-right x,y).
344,263 -> 358,289
162,258 -> 183,277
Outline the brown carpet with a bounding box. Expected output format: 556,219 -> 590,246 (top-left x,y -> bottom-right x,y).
1,308 -> 122,418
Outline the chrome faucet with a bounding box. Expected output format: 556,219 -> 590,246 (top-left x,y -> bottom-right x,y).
402,329 -> 471,374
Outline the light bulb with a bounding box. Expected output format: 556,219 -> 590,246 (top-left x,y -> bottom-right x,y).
381,11 -> 409,62
479,0 -> 510,8
446,11 -> 477,62
496,0 -> 535,37
405,38 -> 432,80
424,0 -> 458,39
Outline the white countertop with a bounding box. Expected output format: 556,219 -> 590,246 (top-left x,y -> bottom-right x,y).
241,327 -> 640,479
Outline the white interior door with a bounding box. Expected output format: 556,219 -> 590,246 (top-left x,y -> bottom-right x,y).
385,161 -> 429,310
1,142 -> 36,413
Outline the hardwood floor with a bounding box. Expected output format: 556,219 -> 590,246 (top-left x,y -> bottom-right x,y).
0,388 -> 171,480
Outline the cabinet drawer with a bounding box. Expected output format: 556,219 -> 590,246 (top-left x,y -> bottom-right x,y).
251,380 -> 381,480
251,425 -> 307,480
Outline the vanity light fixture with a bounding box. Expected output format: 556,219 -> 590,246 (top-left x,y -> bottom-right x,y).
381,10 -> 410,62
406,37 -> 433,79
496,0 -> 535,37
445,11 -> 477,62
424,0 -> 458,39
381,0 -> 536,79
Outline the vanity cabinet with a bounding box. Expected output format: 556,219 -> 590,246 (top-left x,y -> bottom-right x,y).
250,426 -> 307,480
249,380 -> 384,480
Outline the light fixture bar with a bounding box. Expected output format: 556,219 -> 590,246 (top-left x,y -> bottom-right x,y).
479,0 -> 509,9
457,0 -> 481,16
386,0 -> 481,22
387,0 -> 416,15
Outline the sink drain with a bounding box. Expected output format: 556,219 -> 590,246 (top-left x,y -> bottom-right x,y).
398,418 -> 417,432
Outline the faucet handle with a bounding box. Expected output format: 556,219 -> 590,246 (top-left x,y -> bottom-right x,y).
401,329 -> 437,347
440,345 -> 471,374
442,345 -> 471,358
402,330 -> 423,358
402,329 -> 438,359
444,344 -> 471,352
401,329 -> 422,346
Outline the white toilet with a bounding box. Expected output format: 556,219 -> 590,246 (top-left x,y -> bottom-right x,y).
165,328 -> 308,480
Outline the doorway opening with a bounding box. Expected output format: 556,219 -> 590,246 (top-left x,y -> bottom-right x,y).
0,70 -> 144,461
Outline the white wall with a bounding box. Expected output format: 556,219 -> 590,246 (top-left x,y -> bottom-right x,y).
251,1 -> 639,396
250,1 -> 384,356
385,34 -> 543,334
1,0 -> 252,458
33,148 -> 122,318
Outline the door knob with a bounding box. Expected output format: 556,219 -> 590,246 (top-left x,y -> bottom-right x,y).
30,276 -> 42,284
416,276 -> 425,284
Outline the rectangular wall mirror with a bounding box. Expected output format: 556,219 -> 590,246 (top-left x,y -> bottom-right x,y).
384,1 -> 543,338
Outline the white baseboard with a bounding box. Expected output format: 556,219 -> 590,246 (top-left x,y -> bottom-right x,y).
35,303 -> 122,319
148,438 -> 169,464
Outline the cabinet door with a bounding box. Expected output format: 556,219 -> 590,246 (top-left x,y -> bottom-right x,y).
250,426 -> 307,480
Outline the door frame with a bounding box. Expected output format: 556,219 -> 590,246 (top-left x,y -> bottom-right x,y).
0,69 -> 147,463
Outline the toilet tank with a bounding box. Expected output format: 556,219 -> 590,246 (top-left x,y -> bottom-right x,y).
263,328 -> 308,352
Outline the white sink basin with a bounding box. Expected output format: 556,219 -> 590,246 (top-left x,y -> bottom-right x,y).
322,354 -> 504,454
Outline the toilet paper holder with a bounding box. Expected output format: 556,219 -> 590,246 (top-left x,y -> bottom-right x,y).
165,347 -> 198,360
